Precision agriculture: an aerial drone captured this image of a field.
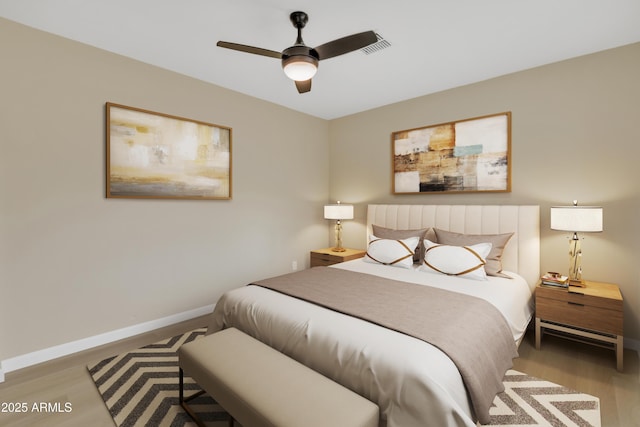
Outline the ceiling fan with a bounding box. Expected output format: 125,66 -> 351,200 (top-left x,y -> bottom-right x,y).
217,11 -> 377,94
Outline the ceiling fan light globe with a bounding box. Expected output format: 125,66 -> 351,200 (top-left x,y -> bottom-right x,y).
282,56 -> 318,81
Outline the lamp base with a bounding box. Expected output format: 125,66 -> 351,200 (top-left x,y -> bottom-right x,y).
567,235 -> 584,286
331,220 -> 345,253
569,278 -> 586,287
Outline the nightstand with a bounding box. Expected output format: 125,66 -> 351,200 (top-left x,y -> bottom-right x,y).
535,280 -> 624,371
310,248 -> 366,267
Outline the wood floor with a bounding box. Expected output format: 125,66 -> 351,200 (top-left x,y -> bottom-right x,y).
0,317 -> 638,427
513,331 -> 640,427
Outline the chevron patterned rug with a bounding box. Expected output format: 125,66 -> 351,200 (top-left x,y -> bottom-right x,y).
88,328 -> 229,426
88,328 -> 600,427
484,370 -> 600,427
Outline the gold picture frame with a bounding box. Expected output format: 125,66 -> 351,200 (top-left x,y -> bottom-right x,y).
392,112 -> 511,194
106,103 -> 232,200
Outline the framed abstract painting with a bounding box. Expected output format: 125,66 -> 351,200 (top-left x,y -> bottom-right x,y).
106,103 -> 232,200
392,112 -> 511,194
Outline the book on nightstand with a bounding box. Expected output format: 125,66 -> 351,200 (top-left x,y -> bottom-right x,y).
540,272 -> 569,288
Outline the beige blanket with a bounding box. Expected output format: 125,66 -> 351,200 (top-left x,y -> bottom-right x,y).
252,266 -> 518,424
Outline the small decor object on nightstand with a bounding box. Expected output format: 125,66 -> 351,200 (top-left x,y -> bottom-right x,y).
550,200 -> 603,287
540,272 -> 569,288
324,201 -> 354,252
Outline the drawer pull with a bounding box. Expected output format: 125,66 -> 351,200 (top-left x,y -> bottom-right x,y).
568,291 -> 584,296
568,301 -> 585,307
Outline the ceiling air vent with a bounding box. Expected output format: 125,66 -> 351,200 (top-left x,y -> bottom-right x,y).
361,33 -> 390,55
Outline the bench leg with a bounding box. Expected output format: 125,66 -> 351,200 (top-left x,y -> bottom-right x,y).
179,368 -> 208,427
180,368 -> 236,427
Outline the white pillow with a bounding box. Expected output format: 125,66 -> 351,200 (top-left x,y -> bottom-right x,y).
419,239 -> 492,280
364,236 -> 420,269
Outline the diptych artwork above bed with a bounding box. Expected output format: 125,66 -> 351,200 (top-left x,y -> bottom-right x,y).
392,112 -> 511,194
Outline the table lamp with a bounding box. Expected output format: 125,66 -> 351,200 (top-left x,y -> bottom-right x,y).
550,200 -> 603,286
324,201 -> 354,252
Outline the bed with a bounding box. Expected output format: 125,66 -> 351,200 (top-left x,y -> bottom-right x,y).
206,204 -> 540,427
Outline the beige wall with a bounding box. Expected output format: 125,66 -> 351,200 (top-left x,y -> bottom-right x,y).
0,18 -> 330,362
329,42 -> 640,344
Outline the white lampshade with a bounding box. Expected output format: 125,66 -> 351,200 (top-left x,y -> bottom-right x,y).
283,58 -> 317,81
550,205 -> 603,232
324,203 -> 354,220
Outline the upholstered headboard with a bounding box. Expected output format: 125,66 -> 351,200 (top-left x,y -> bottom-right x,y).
367,205 -> 540,288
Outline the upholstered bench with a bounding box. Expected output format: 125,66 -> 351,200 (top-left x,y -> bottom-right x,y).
178,327 -> 379,427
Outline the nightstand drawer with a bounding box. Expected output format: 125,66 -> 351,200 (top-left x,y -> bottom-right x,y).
310,248 -> 366,267
536,296 -> 623,335
536,286 -> 622,311
311,253 -> 341,267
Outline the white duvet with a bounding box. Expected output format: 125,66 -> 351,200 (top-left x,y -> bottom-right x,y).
206,260 -> 534,427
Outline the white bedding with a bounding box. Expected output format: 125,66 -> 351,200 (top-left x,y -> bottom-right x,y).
206,259 -> 534,427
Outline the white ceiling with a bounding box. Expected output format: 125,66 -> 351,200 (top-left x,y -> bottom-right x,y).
2,0 -> 639,119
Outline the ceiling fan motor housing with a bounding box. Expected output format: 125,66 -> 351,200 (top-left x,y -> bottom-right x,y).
282,45 -> 319,81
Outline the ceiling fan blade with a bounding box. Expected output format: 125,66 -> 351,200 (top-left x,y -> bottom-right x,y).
216,41 -> 282,59
295,79 -> 312,94
314,31 -> 377,60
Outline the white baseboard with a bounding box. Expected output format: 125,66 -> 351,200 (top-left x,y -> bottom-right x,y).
0,304 -> 214,383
